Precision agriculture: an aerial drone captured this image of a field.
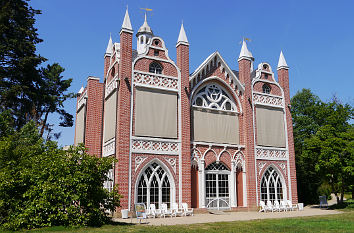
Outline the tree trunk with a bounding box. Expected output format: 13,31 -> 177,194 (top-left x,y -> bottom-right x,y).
40,110 -> 50,137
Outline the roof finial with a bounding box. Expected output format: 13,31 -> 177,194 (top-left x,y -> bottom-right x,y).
277,50 -> 289,70
238,39 -> 253,61
121,7 -> 132,31
105,34 -> 113,55
177,21 -> 189,46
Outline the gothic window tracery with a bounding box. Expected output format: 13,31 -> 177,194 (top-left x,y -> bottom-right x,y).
192,83 -> 237,112
137,162 -> 172,208
260,167 -> 284,203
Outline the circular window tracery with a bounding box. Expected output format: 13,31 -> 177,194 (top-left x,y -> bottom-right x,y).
192,83 -> 237,112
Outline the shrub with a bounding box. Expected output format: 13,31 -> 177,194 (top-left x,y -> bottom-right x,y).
0,121 -> 120,230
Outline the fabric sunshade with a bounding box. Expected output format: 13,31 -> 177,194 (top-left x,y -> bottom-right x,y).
256,106 -> 286,148
192,108 -> 239,144
75,106 -> 86,145
135,87 -> 177,138
103,91 -> 117,142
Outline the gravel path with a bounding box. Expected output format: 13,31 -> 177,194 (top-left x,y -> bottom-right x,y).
115,206 -> 342,226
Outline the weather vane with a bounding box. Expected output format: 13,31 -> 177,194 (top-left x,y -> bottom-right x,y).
239,37 -> 251,44
140,7 -> 153,18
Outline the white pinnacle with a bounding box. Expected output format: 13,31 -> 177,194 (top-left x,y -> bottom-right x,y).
78,86 -> 84,95
177,22 -> 189,44
277,50 -> 289,69
105,34 -> 113,55
121,8 -> 132,31
239,40 -> 253,60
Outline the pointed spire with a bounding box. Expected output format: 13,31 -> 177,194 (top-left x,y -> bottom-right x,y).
238,40 -> 253,61
105,34 -> 113,55
121,7 -> 133,33
78,86 -> 84,95
277,50 -> 289,70
137,12 -> 153,35
177,22 -> 189,46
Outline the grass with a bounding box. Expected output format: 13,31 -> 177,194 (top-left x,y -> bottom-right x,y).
2,211 -> 353,233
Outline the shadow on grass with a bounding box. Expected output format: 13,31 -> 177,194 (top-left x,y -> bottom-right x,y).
328,199 -> 354,210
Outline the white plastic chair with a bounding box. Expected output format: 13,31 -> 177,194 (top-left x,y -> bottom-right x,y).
160,203 -> 173,218
280,201 -> 288,212
287,200 -> 298,211
171,202 -> 183,217
149,203 -> 161,218
181,203 -> 193,216
259,201 -> 267,212
273,201 -> 281,212
266,201 -> 274,212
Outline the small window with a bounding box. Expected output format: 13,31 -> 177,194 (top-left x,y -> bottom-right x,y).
154,40 -> 159,46
263,64 -> 268,70
111,67 -> 115,77
149,62 -> 162,74
154,50 -> 159,56
264,74 -> 268,79
262,84 -> 271,94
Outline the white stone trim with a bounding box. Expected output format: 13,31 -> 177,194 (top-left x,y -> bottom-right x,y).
77,91 -> 87,112
131,136 -> 180,155
190,76 -> 243,114
253,92 -> 284,108
255,146 -> 288,160
103,138 -> 115,157
133,71 -> 178,91
135,156 -> 148,172
105,76 -> 118,99
164,157 -> 177,173
192,141 -> 245,150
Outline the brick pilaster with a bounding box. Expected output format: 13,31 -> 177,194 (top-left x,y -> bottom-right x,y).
238,58 -> 257,207
176,42 -> 191,206
278,68 -> 298,203
116,29 -> 133,209
85,78 -> 104,157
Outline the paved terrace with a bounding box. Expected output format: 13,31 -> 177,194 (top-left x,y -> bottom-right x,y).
114,206 -> 342,226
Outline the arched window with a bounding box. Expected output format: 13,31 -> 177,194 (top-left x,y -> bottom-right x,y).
262,84 -> 271,94
136,162 -> 173,208
192,83 -> 237,112
260,167 -> 284,203
205,162 -> 230,209
149,62 -> 162,74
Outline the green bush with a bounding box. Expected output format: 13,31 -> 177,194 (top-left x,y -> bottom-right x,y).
317,182 -> 332,200
0,120 -> 120,230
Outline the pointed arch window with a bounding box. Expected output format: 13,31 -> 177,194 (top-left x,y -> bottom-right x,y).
262,84 -> 271,94
136,162 -> 173,208
149,62 -> 162,74
260,167 -> 284,203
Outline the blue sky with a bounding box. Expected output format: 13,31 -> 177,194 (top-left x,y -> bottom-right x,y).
30,0 -> 354,147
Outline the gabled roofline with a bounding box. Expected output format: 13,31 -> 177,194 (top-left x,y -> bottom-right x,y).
189,51 -> 245,92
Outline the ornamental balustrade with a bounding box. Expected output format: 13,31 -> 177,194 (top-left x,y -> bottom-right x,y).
131,137 -> 179,155
105,77 -> 118,98
256,147 -> 288,160
133,71 -> 178,90
77,91 -> 87,111
253,92 -> 283,107
103,138 -> 115,157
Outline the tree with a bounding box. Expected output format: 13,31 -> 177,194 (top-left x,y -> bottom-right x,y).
303,101 -> 353,204
0,118 -> 121,230
35,63 -> 74,137
291,89 -> 324,204
0,0 -> 73,135
292,89 -> 354,204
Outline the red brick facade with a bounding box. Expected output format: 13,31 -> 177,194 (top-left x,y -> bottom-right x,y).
74,11 -> 298,212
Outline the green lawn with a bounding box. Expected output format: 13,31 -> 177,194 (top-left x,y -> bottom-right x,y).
4,211 -> 353,233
